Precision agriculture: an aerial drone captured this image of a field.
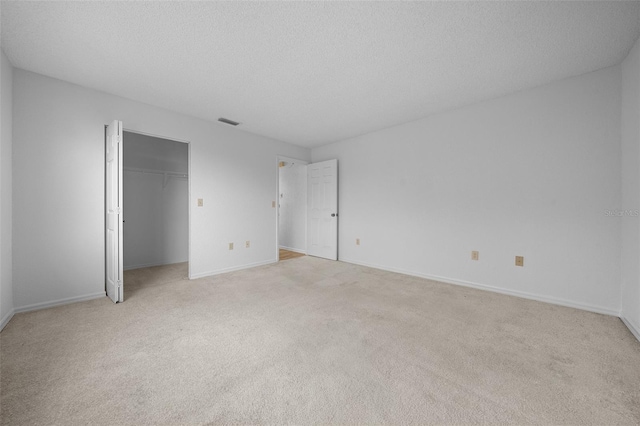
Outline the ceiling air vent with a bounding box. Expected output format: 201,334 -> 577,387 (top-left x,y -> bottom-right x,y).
218,117 -> 240,126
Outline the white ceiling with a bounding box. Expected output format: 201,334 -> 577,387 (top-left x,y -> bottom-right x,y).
2,1 -> 639,148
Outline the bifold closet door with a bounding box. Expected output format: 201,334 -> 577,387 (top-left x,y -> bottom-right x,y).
105,120 -> 124,303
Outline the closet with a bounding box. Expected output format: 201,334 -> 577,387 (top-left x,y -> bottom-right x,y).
123,131 -> 188,270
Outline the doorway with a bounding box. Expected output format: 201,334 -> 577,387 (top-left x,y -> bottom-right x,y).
276,156 -> 339,262
277,156 -> 308,261
122,131 -> 189,297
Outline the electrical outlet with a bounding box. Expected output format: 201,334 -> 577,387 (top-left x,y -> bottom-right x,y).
356,238 -> 360,245
471,251 -> 479,261
229,243 -> 234,250
515,256 -> 524,267
246,241 -> 250,248
197,198 -> 203,207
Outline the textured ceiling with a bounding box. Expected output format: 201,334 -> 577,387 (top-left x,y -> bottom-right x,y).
2,1 -> 639,148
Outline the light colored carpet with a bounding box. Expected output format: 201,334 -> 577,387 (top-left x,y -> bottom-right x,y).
1,257 -> 639,425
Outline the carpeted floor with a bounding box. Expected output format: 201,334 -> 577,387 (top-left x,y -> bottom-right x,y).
1,257 -> 639,425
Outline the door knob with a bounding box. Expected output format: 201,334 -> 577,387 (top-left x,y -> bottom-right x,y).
331,213 -> 336,217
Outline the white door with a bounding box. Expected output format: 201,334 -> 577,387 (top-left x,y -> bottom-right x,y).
106,120 -> 124,303
307,159 -> 338,260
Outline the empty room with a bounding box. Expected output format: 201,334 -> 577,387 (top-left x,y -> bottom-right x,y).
1,1 -> 639,424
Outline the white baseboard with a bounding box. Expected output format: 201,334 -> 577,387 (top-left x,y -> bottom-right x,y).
279,245 -> 306,254
124,260 -> 188,271
14,292 -> 106,314
620,314 -> 640,342
340,258 -> 619,317
0,308 -> 15,332
189,259 -> 277,280
124,262 -> 160,271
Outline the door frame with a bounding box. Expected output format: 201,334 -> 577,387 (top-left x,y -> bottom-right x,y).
276,155 -> 309,261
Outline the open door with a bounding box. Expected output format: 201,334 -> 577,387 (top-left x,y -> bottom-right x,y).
307,159 -> 338,260
106,120 -> 124,303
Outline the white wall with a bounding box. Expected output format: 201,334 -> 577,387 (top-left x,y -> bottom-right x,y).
123,172 -> 188,269
12,69 -> 310,311
278,162 -> 307,252
313,66 -> 622,315
621,37 -> 640,340
123,132 -> 188,269
0,50 -> 14,329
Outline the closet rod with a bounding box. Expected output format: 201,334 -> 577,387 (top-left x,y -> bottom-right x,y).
123,167 -> 188,178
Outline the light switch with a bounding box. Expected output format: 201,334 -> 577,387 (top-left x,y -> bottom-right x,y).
197,198 -> 203,207
272,201 -> 276,208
